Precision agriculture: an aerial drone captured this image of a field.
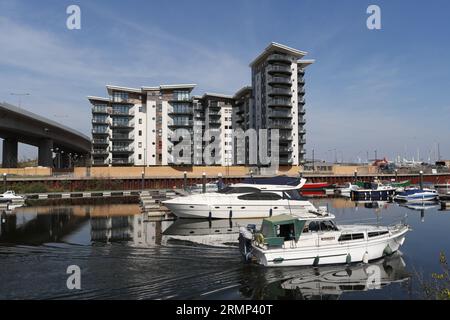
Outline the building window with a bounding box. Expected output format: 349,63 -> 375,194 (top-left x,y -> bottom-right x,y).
139,119 -> 142,124
138,154 -> 142,160
138,142 -> 142,148
112,92 -> 128,102
139,130 -> 142,136
139,106 -> 143,112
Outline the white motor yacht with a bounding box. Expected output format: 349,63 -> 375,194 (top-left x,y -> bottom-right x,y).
163,178 -> 319,219
0,190 -> 25,203
239,212 -> 409,267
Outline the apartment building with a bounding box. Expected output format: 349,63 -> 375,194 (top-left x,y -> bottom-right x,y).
248,42 -> 314,165
89,42 -> 314,167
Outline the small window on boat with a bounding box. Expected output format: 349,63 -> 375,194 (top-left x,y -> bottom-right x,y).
215,206 -> 220,209
368,231 -> 389,237
237,192 -> 282,201
338,234 -> 352,241
189,206 -> 194,208
352,233 -> 364,240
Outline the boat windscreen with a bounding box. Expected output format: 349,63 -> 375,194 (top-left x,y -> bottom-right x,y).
283,190 -> 307,200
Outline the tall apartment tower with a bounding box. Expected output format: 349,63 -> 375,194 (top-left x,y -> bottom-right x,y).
248,42 -> 314,165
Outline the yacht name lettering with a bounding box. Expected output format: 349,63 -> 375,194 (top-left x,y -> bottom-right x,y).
176,305 -> 210,318
321,236 -> 335,241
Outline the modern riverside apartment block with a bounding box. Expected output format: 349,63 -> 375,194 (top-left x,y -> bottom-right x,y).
89,42 -> 314,167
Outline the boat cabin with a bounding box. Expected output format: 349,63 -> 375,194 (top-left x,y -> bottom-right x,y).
260,215 -> 306,246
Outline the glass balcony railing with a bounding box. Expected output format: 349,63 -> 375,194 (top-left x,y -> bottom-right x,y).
111,146 -> 134,152
269,111 -> 292,119
269,87 -> 292,96
268,53 -> 292,64
267,64 -> 292,73
93,138 -> 109,144
111,159 -> 134,165
268,76 -> 291,85
111,134 -> 133,140
92,106 -> 109,113
268,98 -> 292,107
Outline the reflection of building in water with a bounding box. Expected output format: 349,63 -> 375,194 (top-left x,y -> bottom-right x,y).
244,253 -> 409,300
0,207 -> 87,245
90,215 -> 135,242
133,214 -> 173,246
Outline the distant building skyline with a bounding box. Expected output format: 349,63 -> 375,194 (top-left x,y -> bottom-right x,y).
1,0 -> 449,162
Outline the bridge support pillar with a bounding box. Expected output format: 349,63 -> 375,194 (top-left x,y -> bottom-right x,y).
2,138 -> 18,168
38,139 -> 54,167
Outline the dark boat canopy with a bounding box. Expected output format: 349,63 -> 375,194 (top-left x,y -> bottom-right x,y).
242,175 -> 300,186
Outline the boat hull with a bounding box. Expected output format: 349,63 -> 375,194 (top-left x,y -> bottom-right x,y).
252,227 -> 408,267
351,189 -> 396,200
164,202 -> 311,219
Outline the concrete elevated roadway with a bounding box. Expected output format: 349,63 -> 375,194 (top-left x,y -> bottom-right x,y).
0,102 -> 91,168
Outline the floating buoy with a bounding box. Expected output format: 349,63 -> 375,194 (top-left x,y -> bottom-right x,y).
363,251 -> 369,264
383,244 -> 393,256
346,253 -> 352,264
313,256 -> 320,267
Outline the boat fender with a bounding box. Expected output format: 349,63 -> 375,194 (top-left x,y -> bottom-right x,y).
363,251 -> 369,264
346,253 -> 352,264
313,256 -> 320,267
269,208 -> 273,217
383,244 -> 393,256
208,211 -> 212,220
229,210 -> 232,220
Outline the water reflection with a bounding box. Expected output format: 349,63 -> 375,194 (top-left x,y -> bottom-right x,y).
240,253 -> 409,300
162,218 -> 262,247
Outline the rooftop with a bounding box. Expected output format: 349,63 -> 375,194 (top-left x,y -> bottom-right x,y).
250,42 -> 308,67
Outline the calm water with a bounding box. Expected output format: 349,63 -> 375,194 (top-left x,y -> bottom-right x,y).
0,198 -> 449,300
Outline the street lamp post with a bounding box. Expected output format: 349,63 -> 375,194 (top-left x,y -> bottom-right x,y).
218,172 -> 223,190
2,173 -> 6,193
354,169 -> 358,183
183,171 -> 187,191
202,172 -> 206,194
141,171 -> 145,192
419,170 -> 424,190
395,169 -> 398,182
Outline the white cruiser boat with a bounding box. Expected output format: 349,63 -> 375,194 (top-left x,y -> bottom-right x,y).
393,188 -> 438,203
0,190 -> 25,203
239,212 -> 409,267
163,178 -> 319,219
335,182 -> 359,198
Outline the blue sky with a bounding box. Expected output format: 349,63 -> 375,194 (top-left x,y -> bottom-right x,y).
1,0 -> 449,163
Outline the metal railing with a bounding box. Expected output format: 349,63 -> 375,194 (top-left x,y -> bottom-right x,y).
267,64 -> 292,73
268,76 -> 291,85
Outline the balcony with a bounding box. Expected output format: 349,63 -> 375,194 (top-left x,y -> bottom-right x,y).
299,129 -> 306,135
267,64 -> 292,75
168,120 -> 193,128
279,147 -> 293,154
279,135 -> 293,142
269,111 -> 292,119
268,98 -> 292,108
208,118 -> 221,125
92,118 -> 109,124
92,159 -> 107,166
268,53 -> 292,64
92,106 -> 109,114
111,146 -> 134,153
298,69 -> 305,76
112,97 -> 134,104
92,149 -> 109,155
111,134 -> 134,141
111,109 -> 134,116
111,121 -> 134,129
300,149 -> 307,154
111,159 -> 134,165
298,118 -> 306,125
92,128 -> 109,135
299,108 -> 306,115
299,138 -> 306,144
299,98 -> 306,105
169,109 -> 192,115
209,102 -> 221,110
268,87 -> 292,97
268,76 -> 292,86
93,138 -> 109,145
298,88 -> 305,96
298,78 -> 305,85
271,121 -> 292,130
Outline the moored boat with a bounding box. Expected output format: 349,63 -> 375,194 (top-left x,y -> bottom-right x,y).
239,213 -> 409,267
0,190 -> 25,203
163,178 -> 322,219
351,182 -> 396,200
393,188 -> 438,202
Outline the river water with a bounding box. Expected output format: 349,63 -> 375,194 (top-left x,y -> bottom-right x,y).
0,198 -> 448,300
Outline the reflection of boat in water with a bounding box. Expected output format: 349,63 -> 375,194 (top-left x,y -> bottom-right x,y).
246,253 -> 409,300
162,218 -> 262,247
401,202 -> 439,211
354,200 -> 390,209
